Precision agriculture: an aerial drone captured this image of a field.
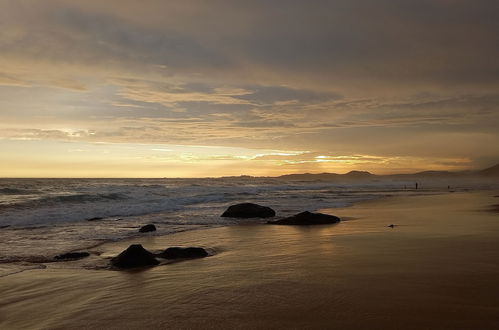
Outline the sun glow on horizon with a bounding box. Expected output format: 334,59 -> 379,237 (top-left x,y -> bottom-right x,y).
0,138 -> 475,178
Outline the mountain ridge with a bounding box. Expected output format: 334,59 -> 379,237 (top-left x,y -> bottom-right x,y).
271,162 -> 499,180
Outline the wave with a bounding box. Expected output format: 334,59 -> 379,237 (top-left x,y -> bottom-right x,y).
0,188 -> 39,195
1,178 -> 466,269
39,193 -> 128,204
0,192 -> 128,211
0,255 -> 53,264
0,178 -> 412,227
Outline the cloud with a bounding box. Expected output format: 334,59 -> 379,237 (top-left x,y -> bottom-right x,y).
0,73 -> 31,87
0,128 -> 95,140
234,86 -> 340,105
0,0 -> 498,173
2,0 -> 498,93
116,81 -> 253,108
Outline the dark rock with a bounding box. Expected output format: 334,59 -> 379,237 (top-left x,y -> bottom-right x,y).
388,224 -> 395,228
111,244 -> 159,268
54,252 -> 90,260
221,203 -> 275,218
139,224 -> 156,233
157,247 -> 208,259
87,217 -> 104,221
267,211 -> 340,225
490,204 -> 499,213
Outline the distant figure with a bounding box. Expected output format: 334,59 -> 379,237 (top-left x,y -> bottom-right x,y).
388,224 -> 395,228
415,182 -> 418,190
447,185 -> 450,190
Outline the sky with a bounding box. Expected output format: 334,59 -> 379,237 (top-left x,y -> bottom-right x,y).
1,0 -> 498,177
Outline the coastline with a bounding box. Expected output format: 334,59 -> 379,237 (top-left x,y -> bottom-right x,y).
1,191 -> 499,329
2,178 -> 430,264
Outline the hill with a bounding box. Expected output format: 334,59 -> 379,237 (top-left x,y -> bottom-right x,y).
273,162 -> 499,181
477,163 -> 499,176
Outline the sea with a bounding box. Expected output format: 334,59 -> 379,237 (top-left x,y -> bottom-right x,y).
0,177 -> 495,265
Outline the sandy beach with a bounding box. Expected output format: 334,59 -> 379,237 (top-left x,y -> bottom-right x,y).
1,191 -> 499,329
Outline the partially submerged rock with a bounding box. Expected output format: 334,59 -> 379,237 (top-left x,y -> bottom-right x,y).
139,224 -> 156,233
54,252 -> 90,260
221,203 -> 275,218
157,247 -> 208,259
87,217 -> 104,221
111,244 -> 159,269
268,211 -> 340,225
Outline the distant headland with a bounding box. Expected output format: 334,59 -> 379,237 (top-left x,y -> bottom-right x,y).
222,162 -> 499,181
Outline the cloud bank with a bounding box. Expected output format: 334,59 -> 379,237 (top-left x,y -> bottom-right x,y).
0,0 -> 498,176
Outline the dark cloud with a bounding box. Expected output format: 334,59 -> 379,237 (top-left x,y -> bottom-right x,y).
3,0 -> 498,88
1,3 -> 233,85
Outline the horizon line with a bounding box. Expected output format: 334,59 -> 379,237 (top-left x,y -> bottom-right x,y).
0,164 -> 495,180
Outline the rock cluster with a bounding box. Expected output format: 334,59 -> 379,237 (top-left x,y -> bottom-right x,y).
221,203 -> 341,226
111,244 -> 209,269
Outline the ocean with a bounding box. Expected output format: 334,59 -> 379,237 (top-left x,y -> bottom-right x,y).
0,177 -> 493,264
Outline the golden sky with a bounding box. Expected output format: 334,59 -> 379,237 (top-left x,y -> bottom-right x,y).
1,0 -> 498,177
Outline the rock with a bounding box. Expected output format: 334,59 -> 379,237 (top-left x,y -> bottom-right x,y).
87,217 -> 103,221
221,203 -> 275,218
111,244 -> 159,269
54,252 -> 90,260
388,224 -> 395,228
157,247 -> 208,259
267,211 -> 340,225
139,224 -> 156,233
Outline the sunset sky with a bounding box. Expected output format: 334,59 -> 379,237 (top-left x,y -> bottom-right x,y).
1,0 -> 498,177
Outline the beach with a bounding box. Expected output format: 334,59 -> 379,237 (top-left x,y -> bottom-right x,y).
1,191 -> 499,329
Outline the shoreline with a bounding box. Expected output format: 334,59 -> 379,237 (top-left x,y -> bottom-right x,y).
0,189 -> 454,266
0,187 -> 407,265
2,191 -> 499,329
0,189 -> 491,266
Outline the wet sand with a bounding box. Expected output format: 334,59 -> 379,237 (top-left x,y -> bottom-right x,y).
1,192 -> 499,329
